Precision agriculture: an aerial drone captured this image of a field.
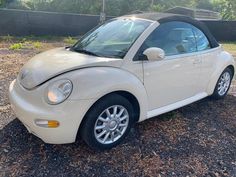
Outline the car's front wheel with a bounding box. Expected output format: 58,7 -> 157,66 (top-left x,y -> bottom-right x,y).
80,94 -> 135,150
212,68 -> 233,99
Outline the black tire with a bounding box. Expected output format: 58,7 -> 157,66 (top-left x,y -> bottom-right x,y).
80,94 -> 135,150
211,68 -> 233,99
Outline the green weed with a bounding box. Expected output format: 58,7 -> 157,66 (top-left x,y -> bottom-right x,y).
63,36 -> 77,45
9,43 -> 23,50
33,41 -> 43,49
1,35 -> 13,42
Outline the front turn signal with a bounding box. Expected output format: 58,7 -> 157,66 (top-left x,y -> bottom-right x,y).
35,119 -> 60,128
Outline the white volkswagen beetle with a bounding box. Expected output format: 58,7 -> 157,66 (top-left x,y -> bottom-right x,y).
9,13 -> 235,150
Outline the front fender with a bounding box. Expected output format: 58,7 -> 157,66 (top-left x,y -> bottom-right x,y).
56,67 -> 148,122
207,51 -> 235,94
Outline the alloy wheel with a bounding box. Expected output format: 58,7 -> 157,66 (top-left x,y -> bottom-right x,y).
94,105 -> 129,145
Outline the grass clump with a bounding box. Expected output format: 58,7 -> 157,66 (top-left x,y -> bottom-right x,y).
33,41 -> 43,49
221,42 -> 236,56
8,39 -> 43,50
9,43 -> 23,50
1,35 -> 13,42
63,36 -> 77,45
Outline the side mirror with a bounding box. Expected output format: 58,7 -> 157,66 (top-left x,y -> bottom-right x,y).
143,47 -> 165,61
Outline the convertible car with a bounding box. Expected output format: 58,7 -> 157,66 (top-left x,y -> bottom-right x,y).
9,13 -> 235,150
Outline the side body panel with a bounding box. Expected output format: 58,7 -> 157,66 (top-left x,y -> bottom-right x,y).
205,48 -> 235,94
63,67 -> 148,122
197,47 -> 220,92
143,54 -> 201,111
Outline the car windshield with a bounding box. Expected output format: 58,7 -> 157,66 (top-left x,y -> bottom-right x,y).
72,18 -> 151,59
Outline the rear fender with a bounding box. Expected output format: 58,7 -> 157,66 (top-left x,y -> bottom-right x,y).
207,51 -> 235,94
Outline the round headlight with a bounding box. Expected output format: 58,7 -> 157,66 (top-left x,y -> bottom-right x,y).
46,79 -> 73,105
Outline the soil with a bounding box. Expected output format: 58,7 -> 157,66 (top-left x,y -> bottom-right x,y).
0,38 -> 236,177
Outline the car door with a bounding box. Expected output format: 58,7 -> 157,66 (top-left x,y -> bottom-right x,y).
191,26 -> 218,92
135,21 -> 202,111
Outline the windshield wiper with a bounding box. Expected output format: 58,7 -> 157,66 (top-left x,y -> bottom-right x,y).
71,48 -> 100,57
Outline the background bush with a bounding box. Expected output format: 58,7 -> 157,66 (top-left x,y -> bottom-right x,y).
1,0 -> 236,20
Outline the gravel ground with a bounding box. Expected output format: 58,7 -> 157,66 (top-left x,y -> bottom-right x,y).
0,38 -> 236,177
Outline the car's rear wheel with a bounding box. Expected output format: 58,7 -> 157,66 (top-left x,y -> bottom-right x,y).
212,68 -> 233,99
80,94 -> 135,150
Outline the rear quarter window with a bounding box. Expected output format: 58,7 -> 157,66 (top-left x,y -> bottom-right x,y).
192,26 -> 211,51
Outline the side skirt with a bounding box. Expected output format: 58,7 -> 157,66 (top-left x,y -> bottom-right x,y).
147,92 -> 208,119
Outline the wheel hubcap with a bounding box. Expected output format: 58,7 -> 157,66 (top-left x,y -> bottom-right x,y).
217,72 -> 231,96
94,105 -> 129,145
108,120 -> 118,130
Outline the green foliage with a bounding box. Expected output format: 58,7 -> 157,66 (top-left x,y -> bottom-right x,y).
212,0 -> 236,20
8,38 -> 43,50
63,36 -> 77,45
0,0 -> 6,7
152,4 -> 166,12
196,0 -> 214,10
105,0 -> 150,16
3,0 -> 236,20
33,41 -> 42,49
9,43 -> 23,50
1,35 -> 13,42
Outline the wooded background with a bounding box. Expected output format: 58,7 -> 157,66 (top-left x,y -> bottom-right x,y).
0,0 -> 236,20
0,8 -> 236,41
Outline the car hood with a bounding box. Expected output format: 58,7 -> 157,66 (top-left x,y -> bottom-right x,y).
18,47 -> 123,89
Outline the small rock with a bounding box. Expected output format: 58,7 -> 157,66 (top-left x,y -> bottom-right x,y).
214,172 -> 220,177
3,149 -> 8,153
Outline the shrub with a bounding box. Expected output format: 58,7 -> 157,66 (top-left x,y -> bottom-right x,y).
33,41 -> 42,49
64,36 -> 77,45
9,43 -> 23,50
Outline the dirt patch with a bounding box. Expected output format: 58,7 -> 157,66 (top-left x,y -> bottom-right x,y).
0,38 -> 66,128
0,38 -> 236,176
0,97 -> 236,177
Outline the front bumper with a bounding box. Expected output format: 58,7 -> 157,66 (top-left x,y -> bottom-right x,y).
9,80 -> 95,144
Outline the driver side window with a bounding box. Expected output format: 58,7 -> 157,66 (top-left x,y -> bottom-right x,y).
134,21 -> 198,60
